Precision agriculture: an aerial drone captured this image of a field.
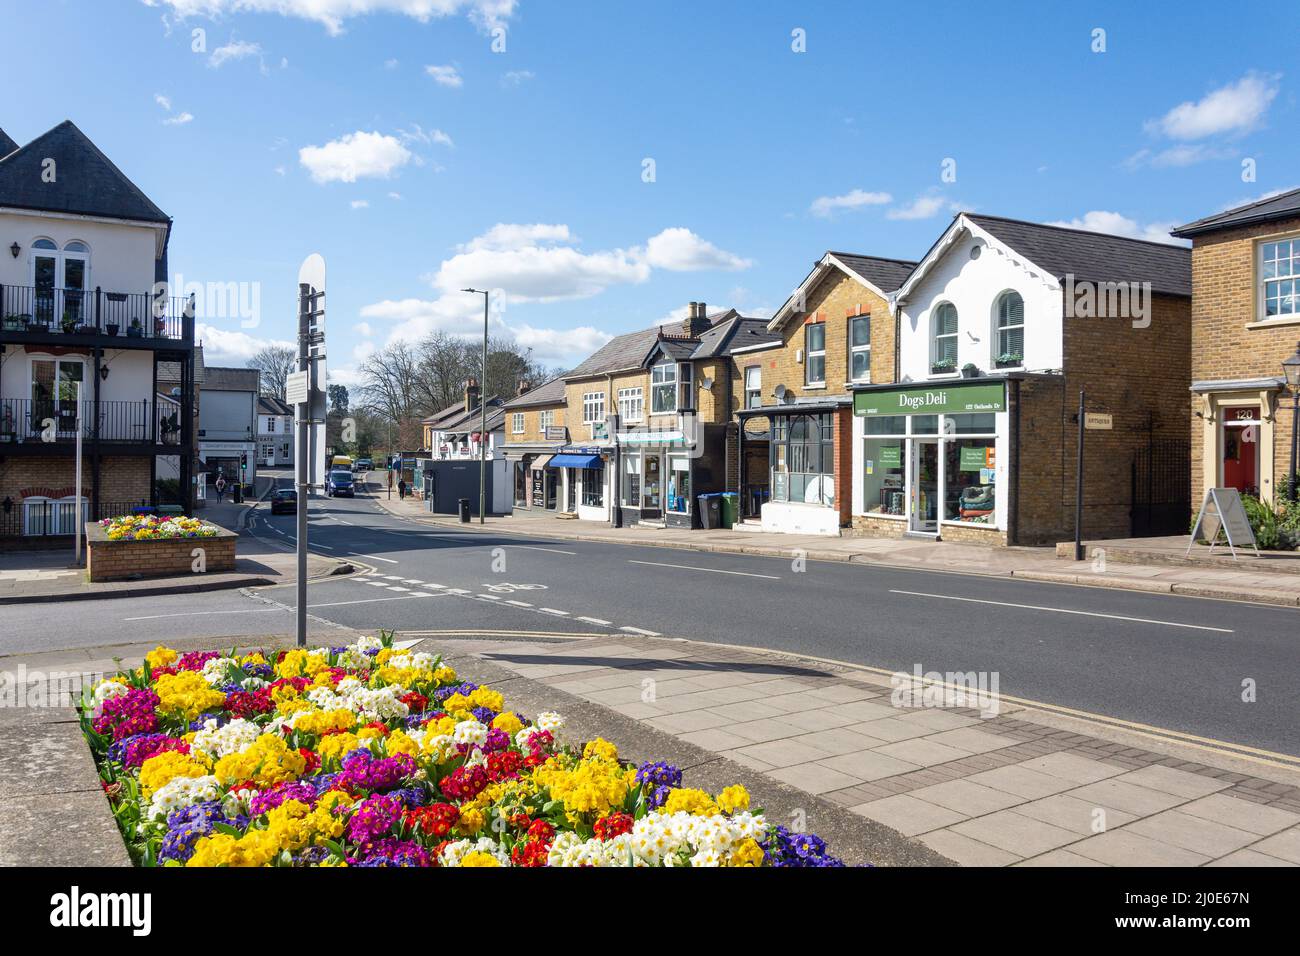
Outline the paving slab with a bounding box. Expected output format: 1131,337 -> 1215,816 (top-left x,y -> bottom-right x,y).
951,810 -> 1083,856
1124,810 -> 1260,857
1068,829 -> 1213,867
909,779 -> 1027,816
850,794 -> 969,836
918,828 -> 1024,866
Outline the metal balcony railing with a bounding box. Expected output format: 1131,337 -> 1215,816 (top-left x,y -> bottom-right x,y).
0,285 -> 193,341
0,398 -> 182,446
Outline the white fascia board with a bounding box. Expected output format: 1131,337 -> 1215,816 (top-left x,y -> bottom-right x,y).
895,214 -> 1060,306
0,206 -> 169,257
729,340 -> 783,355
767,252 -> 890,333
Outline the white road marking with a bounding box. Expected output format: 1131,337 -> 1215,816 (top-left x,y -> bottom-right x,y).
627,559 -> 780,580
887,589 -> 1235,633
124,609 -> 283,621
620,625 -> 661,636
577,616 -> 612,626
508,545 -> 577,555
387,586 -> 411,592
539,607 -> 569,615
383,575 -> 404,580
479,594 -> 501,600
392,639 -> 423,650
311,542 -> 336,550
505,600 -> 533,607
401,579 -> 424,584
354,553 -> 399,564
422,583 -> 446,589
446,588 -> 471,595
308,594 -> 439,609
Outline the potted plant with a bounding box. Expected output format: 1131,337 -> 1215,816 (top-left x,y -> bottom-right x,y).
26,313 -> 50,332
2,314 -> 25,332
931,359 -> 957,375
60,310 -> 77,335
961,363 -> 982,379
127,318 -> 143,338
995,352 -> 1023,369
105,321 -> 119,337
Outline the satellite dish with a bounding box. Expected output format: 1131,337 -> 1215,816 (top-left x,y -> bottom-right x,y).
700,377 -> 714,391
774,384 -> 788,403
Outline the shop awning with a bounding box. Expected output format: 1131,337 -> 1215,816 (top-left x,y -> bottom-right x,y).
549,453 -> 602,469
531,454 -> 554,470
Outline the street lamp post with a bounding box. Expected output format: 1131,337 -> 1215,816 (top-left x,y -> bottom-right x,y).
1283,341 -> 1300,502
463,288 -> 490,523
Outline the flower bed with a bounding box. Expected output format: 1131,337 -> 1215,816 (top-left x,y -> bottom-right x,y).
78,635 -> 844,867
100,515 -> 220,541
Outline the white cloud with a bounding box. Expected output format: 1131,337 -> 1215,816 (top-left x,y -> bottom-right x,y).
387,191 -> 402,200
1048,211 -> 1186,246
1146,72 -> 1280,140
208,39 -> 263,68
154,93 -> 172,111
425,64 -> 463,88
1219,185 -> 1300,212
140,0 -> 518,36
274,165 -> 286,176
162,111 -> 195,126
887,194 -> 957,221
501,69 -> 534,87
510,324 -> 613,364
384,57 -> 400,69
196,324 -> 293,365
643,227 -> 752,271
434,244 -> 649,301
809,188 -> 891,218
400,124 -> 453,148
459,223 -> 574,253
356,322 -> 374,338
1124,143 -> 1239,170
298,131 -> 414,183
350,199 -> 370,209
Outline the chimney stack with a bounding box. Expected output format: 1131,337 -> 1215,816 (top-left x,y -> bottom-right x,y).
682,300 -> 711,338
465,378 -> 481,413
516,379 -> 532,398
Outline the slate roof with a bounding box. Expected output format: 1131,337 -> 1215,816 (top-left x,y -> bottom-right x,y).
421,399 -> 470,426
258,396 -> 293,416
501,375 -> 568,409
691,313 -> 781,357
827,253 -> 918,294
563,326 -> 664,379
965,214 -> 1191,297
434,397 -> 506,433
1172,187 -> 1300,239
0,128 -> 18,159
0,121 -> 171,225
202,366 -> 261,392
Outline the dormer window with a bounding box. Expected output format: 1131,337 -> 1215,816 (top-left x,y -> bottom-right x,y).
650,359 -> 694,415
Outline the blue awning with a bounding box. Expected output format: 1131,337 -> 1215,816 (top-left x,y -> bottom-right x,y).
549,453 -> 602,469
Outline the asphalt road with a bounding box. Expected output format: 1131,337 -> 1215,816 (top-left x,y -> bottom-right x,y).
9,472 -> 1298,758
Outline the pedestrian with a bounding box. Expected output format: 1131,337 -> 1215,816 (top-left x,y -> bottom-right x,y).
214,474 -> 227,502
398,478 -> 407,500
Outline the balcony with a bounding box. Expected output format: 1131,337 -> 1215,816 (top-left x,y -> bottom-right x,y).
0,285 -> 193,344
0,398 -> 182,449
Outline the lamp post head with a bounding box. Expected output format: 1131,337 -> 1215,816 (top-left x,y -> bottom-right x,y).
1284,341 -> 1300,389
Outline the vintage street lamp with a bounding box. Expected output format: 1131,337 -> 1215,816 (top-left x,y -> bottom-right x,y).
1283,341 -> 1300,502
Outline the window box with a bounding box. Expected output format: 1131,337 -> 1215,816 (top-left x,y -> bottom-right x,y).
994,353 -> 1023,369
931,360 -> 957,375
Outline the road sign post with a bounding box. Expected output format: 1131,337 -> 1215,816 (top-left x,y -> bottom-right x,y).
294,253 -> 327,648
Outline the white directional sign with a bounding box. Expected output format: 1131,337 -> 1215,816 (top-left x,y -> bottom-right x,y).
285,371 -> 309,405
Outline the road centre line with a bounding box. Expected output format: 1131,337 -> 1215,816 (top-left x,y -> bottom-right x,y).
620,625 -> 661,636
577,616 -> 612,626
507,545 -> 577,555
888,589 -> 1235,633
627,559 -> 781,580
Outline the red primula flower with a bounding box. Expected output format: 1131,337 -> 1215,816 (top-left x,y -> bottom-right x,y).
594,812 -> 634,841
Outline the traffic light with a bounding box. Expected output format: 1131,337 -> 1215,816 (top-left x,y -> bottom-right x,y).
240,453 -> 248,473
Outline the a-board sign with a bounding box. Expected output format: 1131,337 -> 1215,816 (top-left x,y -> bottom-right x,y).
530,469 -> 546,508
1188,487 -> 1260,560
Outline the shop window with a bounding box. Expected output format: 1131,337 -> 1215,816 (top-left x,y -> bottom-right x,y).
863,438 -> 905,515
622,454 -> 641,506
666,457 -> 691,513
651,360 -> 677,414
849,315 -> 871,382
994,292 -> 1024,365
771,413 -> 834,506
944,438 -> 996,523
581,467 -> 604,507
945,413 -> 997,435
931,302 -> 959,373
805,322 -> 826,386
744,366 -> 762,408
1260,237 -> 1300,320
514,461 -> 527,506
912,415 -> 939,435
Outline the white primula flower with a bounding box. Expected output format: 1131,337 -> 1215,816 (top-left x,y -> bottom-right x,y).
147,775 -> 221,821
453,720 -> 488,747
535,712 -> 564,733
200,657 -> 238,686
93,680 -> 129,707
189,717 -> 262,760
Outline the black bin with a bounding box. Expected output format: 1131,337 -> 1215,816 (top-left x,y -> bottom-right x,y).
698,494 -> 720,529
458,498 -> 471,522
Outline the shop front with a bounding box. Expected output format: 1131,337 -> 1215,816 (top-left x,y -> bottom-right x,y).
549,448 -> 611,521
852,380 -> 1007,542
616,430 -> 697,528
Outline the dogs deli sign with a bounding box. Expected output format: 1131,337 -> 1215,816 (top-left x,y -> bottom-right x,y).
854,381 -> 1006,417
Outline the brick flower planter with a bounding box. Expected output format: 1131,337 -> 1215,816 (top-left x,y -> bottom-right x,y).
84,522 -> 237,582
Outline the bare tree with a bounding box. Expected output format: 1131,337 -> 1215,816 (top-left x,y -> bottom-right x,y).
246,345 -> 297,398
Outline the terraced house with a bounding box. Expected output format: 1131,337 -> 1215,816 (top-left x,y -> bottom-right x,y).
1172,188 -> 1300,508
501,304 -> 777,527
0,121 -> 196,546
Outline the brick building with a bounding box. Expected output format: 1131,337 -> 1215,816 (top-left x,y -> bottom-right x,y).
853,213 -> 1191,546
0,121 -> 196,546
1172,189 -> 1300,508
735,253 -> 915,534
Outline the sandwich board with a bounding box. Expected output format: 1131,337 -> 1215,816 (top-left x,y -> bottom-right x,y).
1187,487 -> 1260,560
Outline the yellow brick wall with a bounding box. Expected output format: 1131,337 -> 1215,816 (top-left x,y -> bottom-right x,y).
1187,215 -> 1300,505
503,402 -> 567,444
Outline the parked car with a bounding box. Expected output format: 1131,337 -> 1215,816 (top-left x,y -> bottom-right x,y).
326,469 -> 355,497
354,458 -> 373,471
269,487 -> 297,515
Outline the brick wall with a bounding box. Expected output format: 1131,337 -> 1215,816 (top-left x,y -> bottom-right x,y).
85,524 -> 236,581
503,402 -> 567,444
0,455 -> 151,514
1187,215 -> 1300,506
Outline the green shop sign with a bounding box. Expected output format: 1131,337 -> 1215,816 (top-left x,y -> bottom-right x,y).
854,381 -> 1006,417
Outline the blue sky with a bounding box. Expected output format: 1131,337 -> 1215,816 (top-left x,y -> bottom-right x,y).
3,0 -> 1297,387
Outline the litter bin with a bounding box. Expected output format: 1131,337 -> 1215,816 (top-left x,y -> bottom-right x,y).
458,498 -> 471,523
698,493 -> 720,530
232,483 -> 243,504
719,492 -> 738,529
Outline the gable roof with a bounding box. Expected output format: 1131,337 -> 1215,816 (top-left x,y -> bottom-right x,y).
502,375 -> 569,410
0,128 -> 18,159
0,121 -> 171,227
691,312 -> 782,357
421,399 -> 470,426
1172,187 -> 1300,239
897,213 -> 1191,302
769,252 -> 918,331
433,397 -> 506,432
258,396 -> 293,416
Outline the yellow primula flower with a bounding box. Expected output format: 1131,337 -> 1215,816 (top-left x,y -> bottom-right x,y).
661,787 -> 718,816
582,737 -> 619,762
214,734 -> 306,787
458,851 -> 499,868
145,646 -> 178,670
154,671 -> 226,720
717,784 -> 750,815
457,807 -> 486,835
730,838 -> 764,867
139,750 -> 206,798
491,711 -> 524,736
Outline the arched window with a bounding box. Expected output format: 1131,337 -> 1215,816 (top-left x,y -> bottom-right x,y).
29,238 -> 90,323
931,302 -> 959,372
994,291 -> 1024,365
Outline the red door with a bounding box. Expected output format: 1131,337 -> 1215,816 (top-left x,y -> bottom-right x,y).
1221,406 -> 1259,495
